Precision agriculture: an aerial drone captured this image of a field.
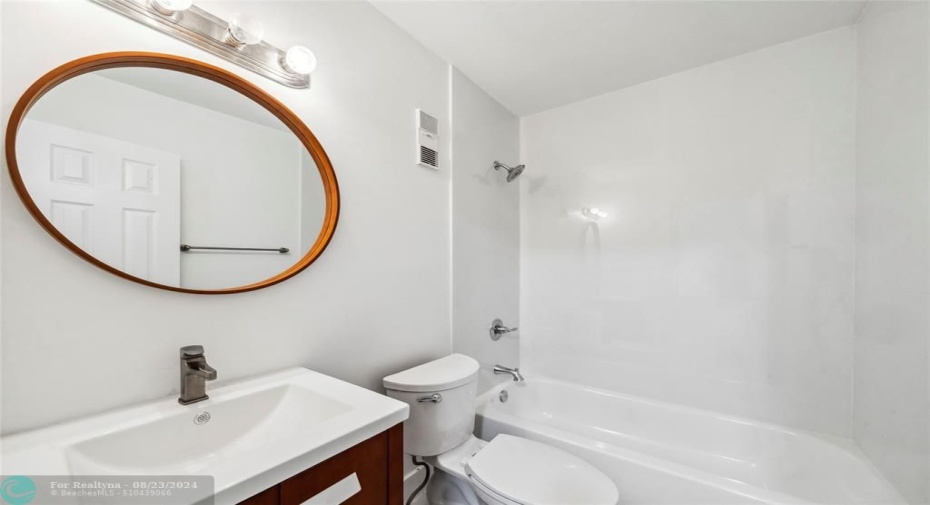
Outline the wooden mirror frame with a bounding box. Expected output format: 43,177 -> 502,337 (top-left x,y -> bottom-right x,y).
5,52 -> 340,294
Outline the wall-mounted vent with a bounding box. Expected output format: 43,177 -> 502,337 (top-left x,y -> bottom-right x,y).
417,109 -> 439,169
420,145 -> 438,168
419,110 -> 439,135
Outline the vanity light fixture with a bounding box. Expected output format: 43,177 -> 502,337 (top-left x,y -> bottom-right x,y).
282,46 -> 318,76
224,14 -> 265,47
89,0 -> 313,88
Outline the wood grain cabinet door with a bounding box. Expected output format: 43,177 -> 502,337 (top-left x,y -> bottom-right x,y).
283,424 -> 404,505
238,424 -> 404,505
280,431 -> 387,505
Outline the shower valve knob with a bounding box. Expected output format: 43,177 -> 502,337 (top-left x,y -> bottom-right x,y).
490,318 -> 518,341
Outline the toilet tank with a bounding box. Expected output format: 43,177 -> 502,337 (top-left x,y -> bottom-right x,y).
383,354 -> 480,457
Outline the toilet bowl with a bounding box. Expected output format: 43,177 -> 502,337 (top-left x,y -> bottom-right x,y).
426,434 -> 618,505
383,354 -> 618,505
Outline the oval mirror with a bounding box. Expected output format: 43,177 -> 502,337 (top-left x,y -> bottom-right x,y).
5,53 -> 339,294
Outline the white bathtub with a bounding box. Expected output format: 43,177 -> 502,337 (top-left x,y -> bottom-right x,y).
475,379 -> 904,505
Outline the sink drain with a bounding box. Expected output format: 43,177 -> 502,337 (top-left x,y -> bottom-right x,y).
193,411 -> 211,425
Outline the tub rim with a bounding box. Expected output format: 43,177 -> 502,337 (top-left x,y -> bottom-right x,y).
475,377 -> 904,505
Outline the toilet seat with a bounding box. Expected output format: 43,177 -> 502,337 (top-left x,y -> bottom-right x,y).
464,434 -> 619,505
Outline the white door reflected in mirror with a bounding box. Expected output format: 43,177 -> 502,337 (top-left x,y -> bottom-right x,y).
18,119 -> 182,286
15,65 -> 329,291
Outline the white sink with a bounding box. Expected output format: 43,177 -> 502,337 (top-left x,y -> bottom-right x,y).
1,368 -> 409,504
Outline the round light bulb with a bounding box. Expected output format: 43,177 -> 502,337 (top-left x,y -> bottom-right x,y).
282,46 -> 317,75
227,14 -> 264,46
151,0 -> 192,14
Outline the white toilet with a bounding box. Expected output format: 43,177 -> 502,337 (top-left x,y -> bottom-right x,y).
383,354 -> 619,505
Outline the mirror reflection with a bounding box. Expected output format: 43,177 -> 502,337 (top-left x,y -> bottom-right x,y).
16,67 -> 327,291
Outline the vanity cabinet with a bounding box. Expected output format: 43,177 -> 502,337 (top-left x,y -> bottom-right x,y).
239,424 -> 404,505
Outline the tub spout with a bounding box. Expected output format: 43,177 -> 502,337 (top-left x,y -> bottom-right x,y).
493,364 -> 524,382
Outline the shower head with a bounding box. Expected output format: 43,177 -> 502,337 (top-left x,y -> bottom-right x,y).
493,161 -> 525,183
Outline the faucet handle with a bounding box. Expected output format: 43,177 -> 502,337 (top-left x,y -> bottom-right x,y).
489,319 -> 518,341
180,345 -> 205,358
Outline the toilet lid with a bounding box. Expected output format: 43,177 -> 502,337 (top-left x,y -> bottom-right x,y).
465,434 -> 619,505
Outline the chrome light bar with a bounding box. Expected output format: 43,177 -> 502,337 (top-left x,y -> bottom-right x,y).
88,0 -> 312,88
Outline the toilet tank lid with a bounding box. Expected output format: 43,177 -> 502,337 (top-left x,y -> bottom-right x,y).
383,354 -> 480,393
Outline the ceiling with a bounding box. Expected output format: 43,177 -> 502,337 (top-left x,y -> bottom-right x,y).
371,0 -> 869,116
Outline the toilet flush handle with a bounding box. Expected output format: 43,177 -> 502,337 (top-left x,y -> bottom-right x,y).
417,393 -> 442,403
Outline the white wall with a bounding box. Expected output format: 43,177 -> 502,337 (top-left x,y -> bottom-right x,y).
1,0 -> 452,434
26,73 -> 307,290
450,69 -> 520,393
854,3 -> 930,503
520,28 -> 857,436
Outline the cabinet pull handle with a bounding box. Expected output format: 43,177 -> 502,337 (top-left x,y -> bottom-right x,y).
300,472 -> 361,504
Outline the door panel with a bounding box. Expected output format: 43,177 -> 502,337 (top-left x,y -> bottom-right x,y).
49,200 -> 94,252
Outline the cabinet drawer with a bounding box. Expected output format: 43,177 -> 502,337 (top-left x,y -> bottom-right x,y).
238,424 -> 403,505
280,431 -> 388,505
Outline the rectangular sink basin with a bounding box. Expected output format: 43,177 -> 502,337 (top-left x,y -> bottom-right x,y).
1,368 -> 409,504
69,385 -> 352,474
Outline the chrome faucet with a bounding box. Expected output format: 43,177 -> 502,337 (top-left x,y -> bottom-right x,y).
493,364 -> 524,382
489,319 -> 518,341
178,345 -> 217,405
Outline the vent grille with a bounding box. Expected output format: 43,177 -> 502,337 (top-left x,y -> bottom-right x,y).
420,145 -> 438,168
419,110 -> 439,134
416,109 -> 439,169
